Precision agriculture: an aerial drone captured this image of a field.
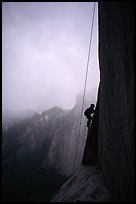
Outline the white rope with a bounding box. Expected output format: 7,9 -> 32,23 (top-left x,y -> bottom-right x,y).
73,2 -> 96,176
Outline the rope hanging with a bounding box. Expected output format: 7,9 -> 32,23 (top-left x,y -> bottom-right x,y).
73,2 -> 96,175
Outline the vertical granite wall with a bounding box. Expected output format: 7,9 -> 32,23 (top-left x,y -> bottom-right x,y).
98,2 -> 134,201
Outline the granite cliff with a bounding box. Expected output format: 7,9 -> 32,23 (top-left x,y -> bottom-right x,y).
98,3 -> 134,201
52,2 -> 134,202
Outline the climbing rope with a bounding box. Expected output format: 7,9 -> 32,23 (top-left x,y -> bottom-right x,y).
73,2 -> 96,176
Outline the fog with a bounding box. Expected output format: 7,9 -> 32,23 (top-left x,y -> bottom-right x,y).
2,2 -> 100,114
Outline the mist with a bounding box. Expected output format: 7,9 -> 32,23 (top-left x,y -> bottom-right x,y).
2,2 -> 100,115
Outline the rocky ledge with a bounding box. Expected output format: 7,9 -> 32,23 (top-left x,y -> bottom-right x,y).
51,165 -> 110,202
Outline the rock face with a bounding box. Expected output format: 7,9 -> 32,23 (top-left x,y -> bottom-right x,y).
52,2 -> 134,202
98,3 -> 134,201
51,166 -> 109,202
46,91 -> 95,176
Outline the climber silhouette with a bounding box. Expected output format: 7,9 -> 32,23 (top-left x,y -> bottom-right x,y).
84,104 -> 95,127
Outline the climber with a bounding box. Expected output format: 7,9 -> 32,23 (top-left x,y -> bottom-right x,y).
84,104 -> 95,127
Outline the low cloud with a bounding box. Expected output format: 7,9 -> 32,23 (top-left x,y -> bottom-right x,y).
2,2 -> 100,114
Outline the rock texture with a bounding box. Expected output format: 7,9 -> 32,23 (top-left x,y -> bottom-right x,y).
51,165 -> 109,202
98,3 -> 134,201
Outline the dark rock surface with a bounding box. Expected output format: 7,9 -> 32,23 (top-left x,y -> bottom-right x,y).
98,2 -> 134,201
52,2 -> 134,202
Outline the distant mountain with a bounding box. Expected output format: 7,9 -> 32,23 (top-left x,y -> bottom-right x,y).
2,107 -> 69,202
46,90 -> 96,176
16,109 -> 37,119
2,109 -> 36,129
2,88 -> 97,201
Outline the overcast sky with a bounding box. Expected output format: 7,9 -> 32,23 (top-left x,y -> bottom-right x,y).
2,2 -> 100,114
